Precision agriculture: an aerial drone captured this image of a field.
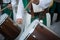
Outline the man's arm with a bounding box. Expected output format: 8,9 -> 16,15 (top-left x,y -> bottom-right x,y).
49,0 -> 53,7
38,0 -> 53,9
16,0 -> 24,24
16,0 -> 39,24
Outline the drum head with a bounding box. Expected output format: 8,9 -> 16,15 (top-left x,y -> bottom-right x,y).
0,13 -> 8,25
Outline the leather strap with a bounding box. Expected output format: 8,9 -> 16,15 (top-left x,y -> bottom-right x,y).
31,4 -> 34,18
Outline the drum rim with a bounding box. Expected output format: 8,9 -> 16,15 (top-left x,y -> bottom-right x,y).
19,19 -> 39,40
0,13 -> 8,25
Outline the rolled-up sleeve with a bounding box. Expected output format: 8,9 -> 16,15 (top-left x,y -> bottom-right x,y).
16,0 -> 24,19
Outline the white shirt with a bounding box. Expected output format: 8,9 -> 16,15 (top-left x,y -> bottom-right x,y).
39,0 -> 52,9
16,0 -> 52,19
3,0 -> 11,3
32,0 -> 52,12
16,0 -> 24,19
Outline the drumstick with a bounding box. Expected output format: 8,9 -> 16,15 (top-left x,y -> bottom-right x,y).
0,0 -> 33,12
2,6 -> 7,11
24,0 -> 32,10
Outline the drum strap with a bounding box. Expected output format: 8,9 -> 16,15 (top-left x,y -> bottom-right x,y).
28,0 -> 35,18
24,0 -> 34,18
30,4 -> 34,18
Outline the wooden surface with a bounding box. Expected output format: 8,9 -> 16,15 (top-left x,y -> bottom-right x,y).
27,24 -> 60,40
0,17 -> 21,40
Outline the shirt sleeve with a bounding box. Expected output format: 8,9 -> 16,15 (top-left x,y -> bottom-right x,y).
16,0 -> 24,19
39,0 -> 52,9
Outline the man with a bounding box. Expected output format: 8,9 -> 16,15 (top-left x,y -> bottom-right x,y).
0,0 -> 13,19
49,0 -> 60,24
16,0 -> 53,25
16,0 -> 29,24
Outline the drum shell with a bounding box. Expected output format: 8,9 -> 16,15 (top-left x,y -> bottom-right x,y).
0,17 -> 21,39
27,24 -> 60,40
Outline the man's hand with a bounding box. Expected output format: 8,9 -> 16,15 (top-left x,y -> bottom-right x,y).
31,0 -> 39,5
16,18 -> 23,24
7,4 -> 12,10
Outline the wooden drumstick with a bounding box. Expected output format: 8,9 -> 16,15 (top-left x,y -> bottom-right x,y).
24,0 -> 32,10
0,6 -> 8,12
2,6 -> 7,11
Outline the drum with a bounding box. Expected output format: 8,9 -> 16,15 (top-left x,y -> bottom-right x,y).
0,14 -> 21,40
27,24 -> 60,40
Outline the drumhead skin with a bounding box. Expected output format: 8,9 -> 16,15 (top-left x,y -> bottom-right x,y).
0,13 -> 8,25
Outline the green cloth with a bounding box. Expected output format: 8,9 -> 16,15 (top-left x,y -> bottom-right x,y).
22,0 -> 47,25
49,1 -> 60,14
43,16 -> 47,25
22,0 -> 30,12
2,1 -> 47,25
31,15 -> 39,22
49,1 -> 60,23
2,0 -> 30,19
2,3 -> 13,19
31,15 -> 47,26
49,1 -> 56,14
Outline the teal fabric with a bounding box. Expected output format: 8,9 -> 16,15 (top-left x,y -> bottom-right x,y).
2,2 -> 47,26
49,1 -> 56,14
22,0 -> 30,12
49,1 -> 60,14
49,1 -> 56,23
49,1 -> 60,23
31,15 -> 39,22
43,16 -> 47,26
31,15 -> 47,26
56,2 -> 60,14
2,3 -> 13,19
